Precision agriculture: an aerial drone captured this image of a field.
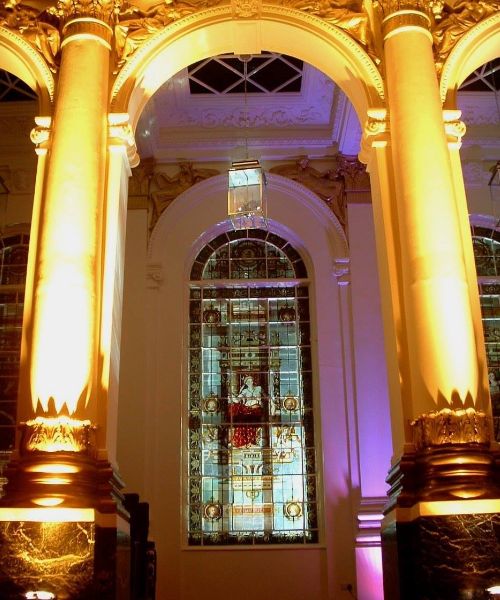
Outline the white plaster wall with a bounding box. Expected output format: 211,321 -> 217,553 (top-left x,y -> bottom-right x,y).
117,173 -> 380,599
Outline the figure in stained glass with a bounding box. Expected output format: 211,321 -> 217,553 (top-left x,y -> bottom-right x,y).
229,375 -> 263,448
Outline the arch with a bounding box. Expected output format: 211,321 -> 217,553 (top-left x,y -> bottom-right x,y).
440,12 -> 500,107
149,172 -> 349,269
112,5 -> 384,132
0,27 -> 54,114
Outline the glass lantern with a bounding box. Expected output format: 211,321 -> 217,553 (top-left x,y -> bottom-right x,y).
228,159 -> 267,229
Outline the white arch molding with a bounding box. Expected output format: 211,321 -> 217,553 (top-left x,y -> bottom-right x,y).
148,172 -> 349,268
111,5 -> 385,135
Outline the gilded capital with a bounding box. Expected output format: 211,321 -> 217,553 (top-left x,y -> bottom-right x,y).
411,408 -> 491,451
51,0 -> 122,25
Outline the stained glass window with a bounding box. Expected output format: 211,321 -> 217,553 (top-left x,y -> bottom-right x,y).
188,230 -> 318,545
0,229 -> 29,495
472,227 -> 500,441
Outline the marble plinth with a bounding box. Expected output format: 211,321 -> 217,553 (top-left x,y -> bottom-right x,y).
0,521 -> 119,599
382,513 -> 500,600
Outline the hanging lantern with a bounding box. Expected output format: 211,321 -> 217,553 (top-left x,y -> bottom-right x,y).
228,159 -> 267,229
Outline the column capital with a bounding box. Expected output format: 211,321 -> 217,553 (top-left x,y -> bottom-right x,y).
378,0 -> 441,20
52,0 -> 122,27
363,108 -> 390,149
333,257 -> 350,286
108,112 -> 139,166
443,109 -> 466,148
30,116 -> 52,155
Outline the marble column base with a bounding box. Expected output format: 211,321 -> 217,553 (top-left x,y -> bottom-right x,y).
382,512 -> 500,600
0,518 -> 129,599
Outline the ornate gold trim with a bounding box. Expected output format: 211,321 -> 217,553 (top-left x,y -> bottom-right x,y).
411,408 -> 491,451
382,10 -> 430,39
21,416 -> 97,455
111,3 -> 384,111
62,17 -> 113,47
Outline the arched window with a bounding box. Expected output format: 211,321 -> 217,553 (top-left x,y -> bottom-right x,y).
187,229 -> 318,545
0,226 -> 29,492
472,226 -> 500,440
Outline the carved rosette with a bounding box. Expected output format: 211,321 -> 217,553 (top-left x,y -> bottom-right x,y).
411,408 -> 491,451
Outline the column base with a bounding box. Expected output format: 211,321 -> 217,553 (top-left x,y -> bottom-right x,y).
0,508 -> 130,600
382,439 -> 500,600
382,506 -> 500,600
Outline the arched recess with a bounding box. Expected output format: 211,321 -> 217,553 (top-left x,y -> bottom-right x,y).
120,173 -> 354,598
111,5 -> 384,133
440,12 -> 500,108
0,26 -> 54,114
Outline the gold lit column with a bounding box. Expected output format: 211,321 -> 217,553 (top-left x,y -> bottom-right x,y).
2,13 -> 122,512
383,9 -> 488,417
0,11 -> 131,600
368,6 -> 500,599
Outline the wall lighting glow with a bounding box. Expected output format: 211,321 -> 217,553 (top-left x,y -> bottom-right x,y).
487,585 -> 500,595
25,592 -> 55,600
32,497 -> 64,507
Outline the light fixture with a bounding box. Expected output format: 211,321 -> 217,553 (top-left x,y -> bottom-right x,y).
227,56 -> 267,230
228,159 -> 266,229
487,585 -> 500,598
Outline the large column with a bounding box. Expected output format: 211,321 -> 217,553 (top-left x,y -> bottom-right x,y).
365,6 -> 500,599
0,12 -> 132,600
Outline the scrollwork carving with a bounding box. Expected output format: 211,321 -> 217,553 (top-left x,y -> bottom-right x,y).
137,160 -> 219,232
